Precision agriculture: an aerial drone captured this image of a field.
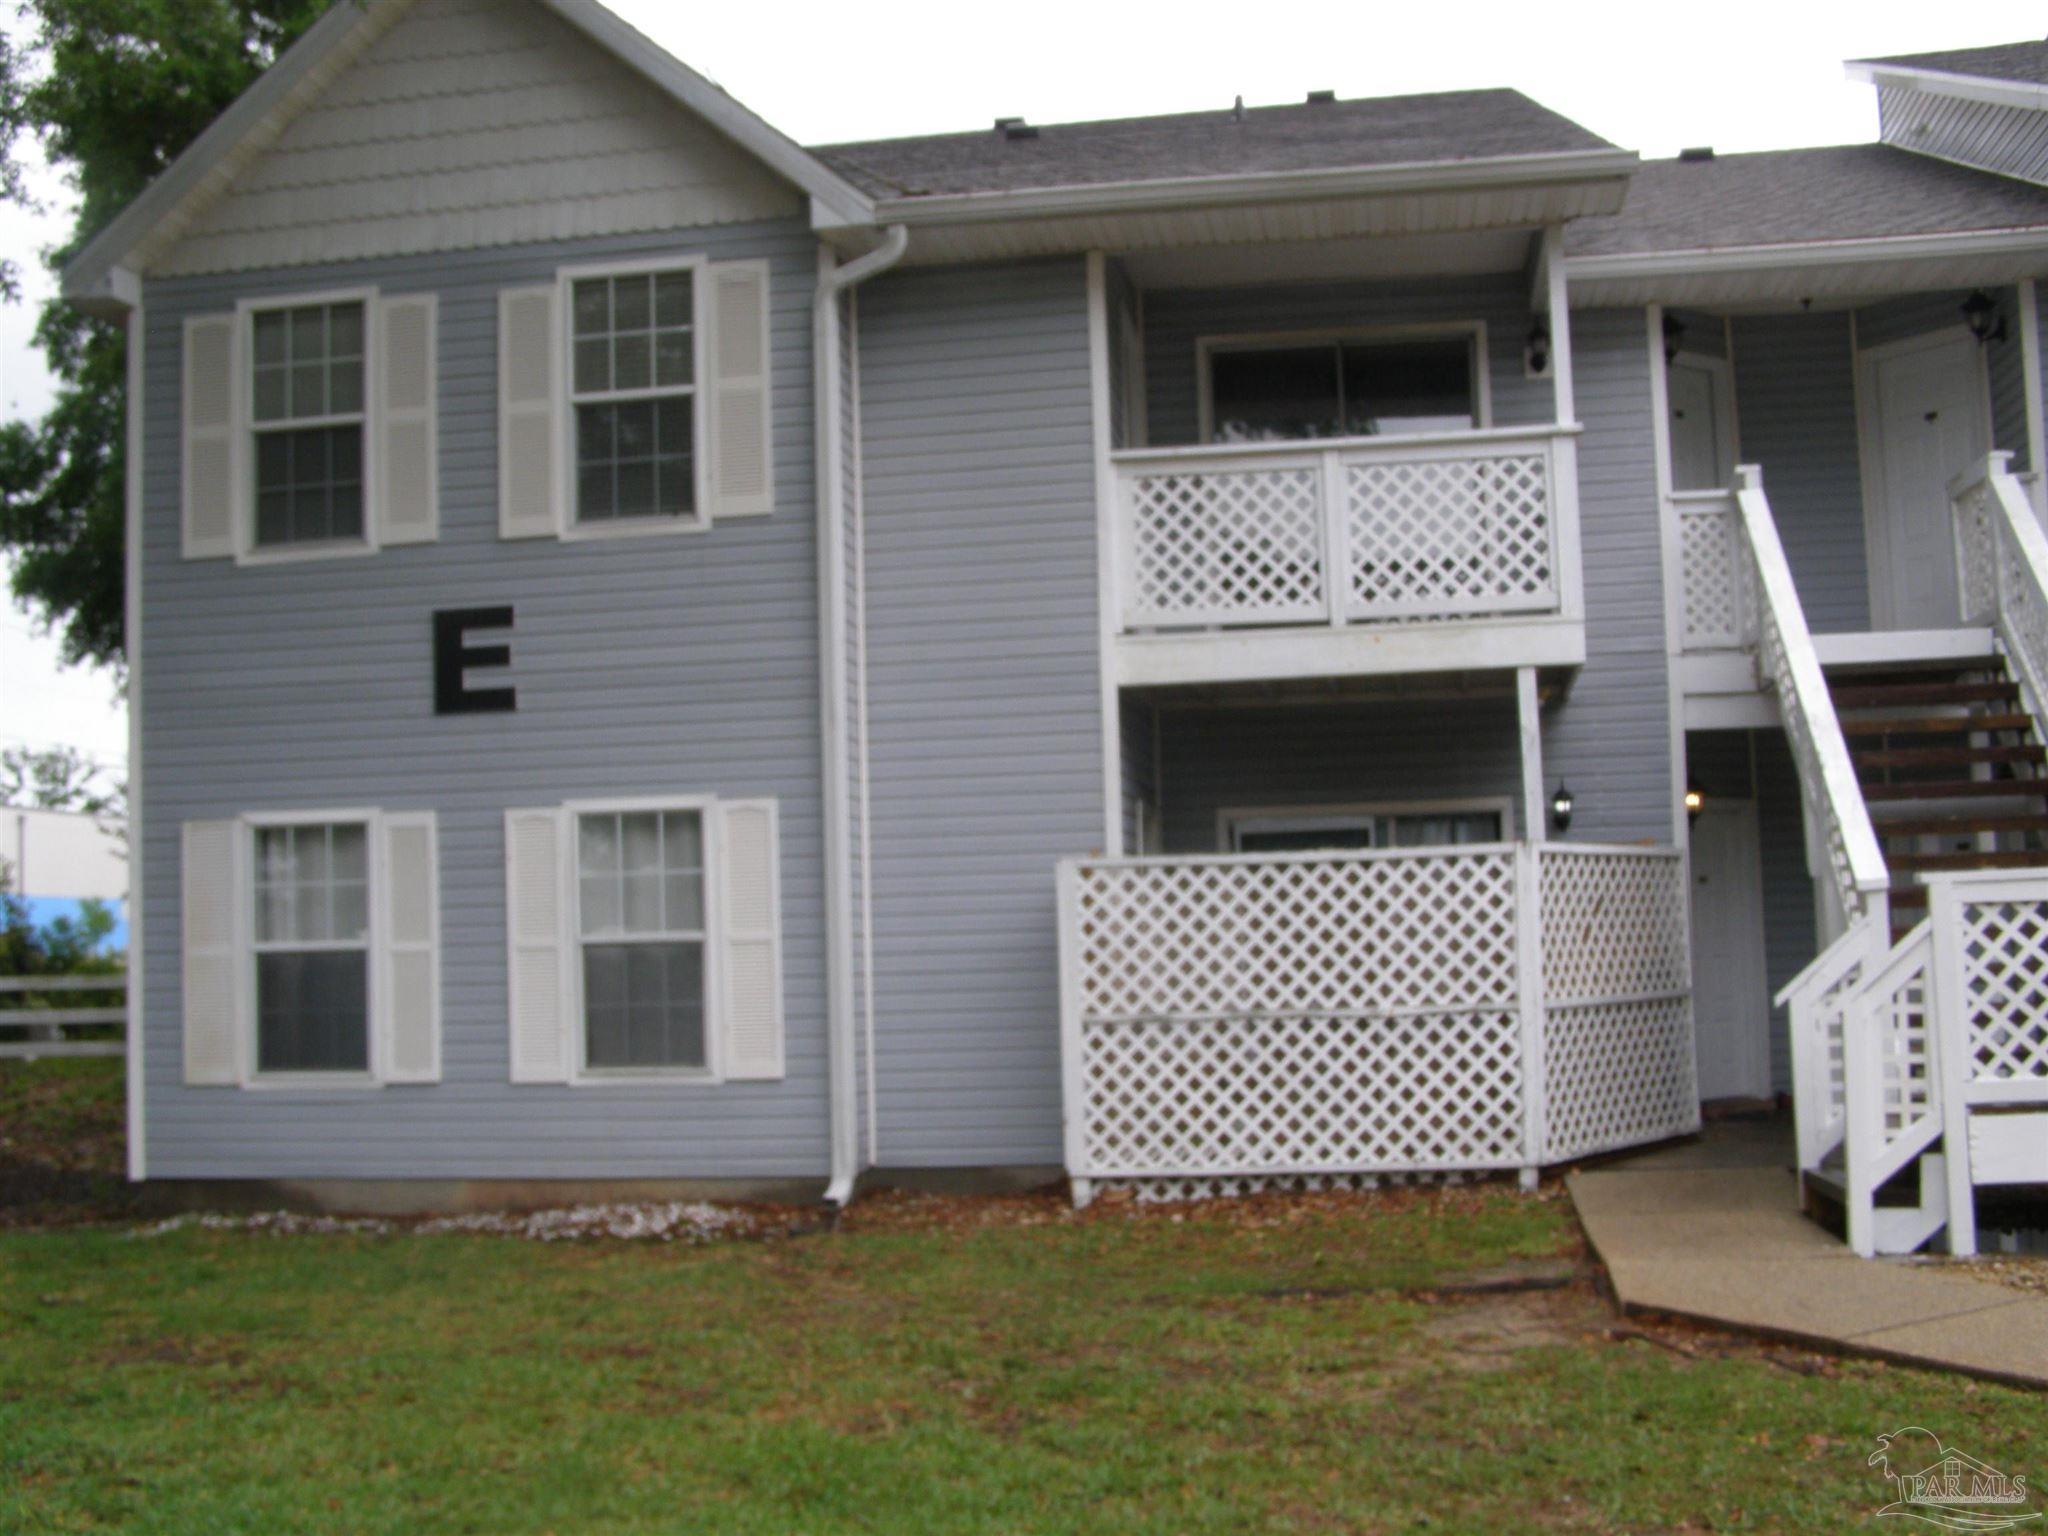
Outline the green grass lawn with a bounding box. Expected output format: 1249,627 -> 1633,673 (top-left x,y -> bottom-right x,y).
9,1194 -> 2045,1533
2,1063 -> 2043,1533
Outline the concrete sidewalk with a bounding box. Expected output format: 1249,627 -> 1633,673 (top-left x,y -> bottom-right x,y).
1569,1131 -> 2048,1389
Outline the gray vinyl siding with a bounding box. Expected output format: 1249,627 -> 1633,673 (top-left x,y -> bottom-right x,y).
857,259 -> 1101,1169
1152,697 -> 1522,853
1878,83 -> 2048,188
1729,310 -> 1870,634
1542,308 -> 1674,847
1685,726 -> 1814,1094
1140,272 -> 1553,446
139,218 -> 830,1179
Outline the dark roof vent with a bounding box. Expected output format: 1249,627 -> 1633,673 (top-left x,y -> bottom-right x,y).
1000,119 -> 1038,141
1678,145 -> 1716,163
1306,89 -> 1336,104
994,116 -> 1023,130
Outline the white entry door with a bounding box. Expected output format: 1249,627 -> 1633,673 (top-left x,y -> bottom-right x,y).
1859,328 -> 1991,631
1689,801 -> 1771,1102
1668,354 -> 1736,493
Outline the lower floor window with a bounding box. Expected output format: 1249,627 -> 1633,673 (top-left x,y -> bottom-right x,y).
253,821 -> 370,1072
576,809 -> 706,1072
1230,805 -> 1505,854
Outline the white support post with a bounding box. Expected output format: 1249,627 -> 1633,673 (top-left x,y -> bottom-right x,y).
1542,226 -> 1576,427
1927,877 -> 1978,1256
1514,841 -> 1548,1180
1056,858 -> 1094,1207
2020,279 -> 2047,527
1517,666 -> 1545,846
1321,447 -> 1346,628
1086,252 -> 1123,858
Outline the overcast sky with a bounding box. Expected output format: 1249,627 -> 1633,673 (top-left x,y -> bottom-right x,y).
4,0 -> 2046,774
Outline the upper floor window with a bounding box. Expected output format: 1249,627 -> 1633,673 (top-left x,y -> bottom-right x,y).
250,300 -> 368,549
1203,327 -> 1486,444
1227,799 -> 1509,854
569,268 -> 700,527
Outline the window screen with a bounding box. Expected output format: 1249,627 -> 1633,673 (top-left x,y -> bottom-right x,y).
250,302 -> 366,547
576,809 -> 707,1071
252,821 -> 370,1072
570,270 -> 697,524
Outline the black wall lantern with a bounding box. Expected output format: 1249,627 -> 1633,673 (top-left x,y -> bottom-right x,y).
1962,290 -> 2008,345
1662,313 -> 1687,365
1684,780 -> 1706,825
1550,782 -> 1575,834
1524,322 -> 1551,377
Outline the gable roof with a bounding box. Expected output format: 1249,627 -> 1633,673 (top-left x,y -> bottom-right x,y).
813,89 -> 1622,204
1853,40 -> 2048,87
1564,143 -> 2048,258
62,0 -> 873,311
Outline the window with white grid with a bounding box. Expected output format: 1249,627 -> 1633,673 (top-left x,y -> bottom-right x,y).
569,267 -> 699,526
250,300 -> 367,548
252,820 -> 370,1074
575,809 -> 708,1072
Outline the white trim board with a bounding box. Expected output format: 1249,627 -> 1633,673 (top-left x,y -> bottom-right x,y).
1809,629 -> 1995,667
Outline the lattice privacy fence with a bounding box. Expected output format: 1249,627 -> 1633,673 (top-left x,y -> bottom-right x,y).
1674,492 -> 1749,652
1058,843 -> 1694,1197
1116,430 -> 1565,633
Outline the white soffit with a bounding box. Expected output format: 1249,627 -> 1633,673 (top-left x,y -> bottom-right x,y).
1568,246 -> 2048,309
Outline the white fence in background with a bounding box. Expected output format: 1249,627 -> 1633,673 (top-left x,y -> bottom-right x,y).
1055,841 -> 1694,1197
1114,424 -> 1581,634
0,974 -> 126,1059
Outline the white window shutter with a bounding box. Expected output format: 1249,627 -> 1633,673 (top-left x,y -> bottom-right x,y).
379,811 -> 441,1083
180,820 -> 243,1085
706,261 -> 774,518
715,798 -> 784,1079
376,294 -> 438,545
181,315 -> 240,559
498,286 -> 561,538
504,807 -> 571,1082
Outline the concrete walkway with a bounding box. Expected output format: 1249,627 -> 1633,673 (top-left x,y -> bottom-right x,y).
1568,1121 -> 2048,1389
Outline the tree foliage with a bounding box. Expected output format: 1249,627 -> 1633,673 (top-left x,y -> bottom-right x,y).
1,743 -> 124,821
0,0 -> 333,671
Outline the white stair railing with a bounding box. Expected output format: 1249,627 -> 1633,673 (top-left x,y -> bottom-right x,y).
1735,466 -> 1893,1183
1953,451 -> 2048,731
1840,924 -> 1943,1257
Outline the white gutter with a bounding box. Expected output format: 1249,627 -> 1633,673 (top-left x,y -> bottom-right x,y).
816,224 -> 908,1208
822,148 -> 1638,230
1845,60 -> 2048,115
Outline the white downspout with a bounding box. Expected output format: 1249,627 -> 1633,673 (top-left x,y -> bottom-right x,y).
817,225 -> 908,1208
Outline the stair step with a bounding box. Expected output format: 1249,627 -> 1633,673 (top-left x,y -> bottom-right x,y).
1840,712 -> 2035,738
1854,744 -> 2046,770
1889,849 -> 2048,873
1861,778 -> 2048,802
1832,681 -> 2021,709
1823,656 -> 1995,685
1875,812 -> 2048,837
1891,886 -> 1929,909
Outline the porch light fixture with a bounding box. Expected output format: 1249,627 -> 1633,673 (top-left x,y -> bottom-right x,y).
1685,781 -> 1706,824
1524,322 -> 1551,378
1550,783 -> 1575,834
1662,313 -> 1687,364
1962,290 -> 2007,345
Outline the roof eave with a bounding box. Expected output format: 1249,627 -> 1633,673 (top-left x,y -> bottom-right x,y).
823,147 -> 1639,230
1563,224 -> 2048,282
1845,60 -> 2048,114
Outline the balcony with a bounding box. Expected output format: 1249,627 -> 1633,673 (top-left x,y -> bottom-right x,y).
1109,423 -> 1586,686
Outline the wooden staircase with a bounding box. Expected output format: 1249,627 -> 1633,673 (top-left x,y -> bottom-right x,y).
1828,654 -> 2048,942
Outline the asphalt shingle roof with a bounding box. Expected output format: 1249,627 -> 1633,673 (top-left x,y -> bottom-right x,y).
811,89 -> 1618,201
1858,39 -> 2048,86
1564,143 -> 2048,258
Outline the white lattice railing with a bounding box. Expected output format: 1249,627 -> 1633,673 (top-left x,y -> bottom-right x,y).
1055,841 -> 1694,1198
1114,425 -> 1581,633
1674,489 -> 1752,653
1953,451 -> 2048,733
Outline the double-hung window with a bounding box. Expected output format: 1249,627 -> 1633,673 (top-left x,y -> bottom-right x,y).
575,808 -> 708,1073
252,819 -> 372,1074
1203,327 -> 1487,443
1228,801 -> 1509,854
250,300 -> 368,549
569,267 -> 700,528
